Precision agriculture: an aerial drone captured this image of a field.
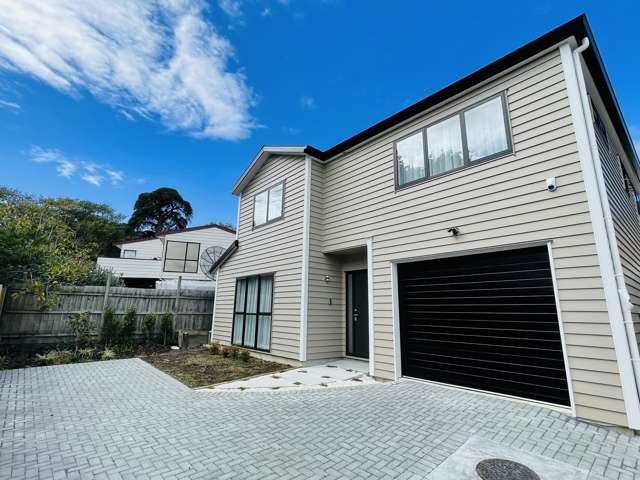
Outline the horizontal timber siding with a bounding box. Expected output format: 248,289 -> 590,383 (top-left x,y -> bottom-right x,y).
319,49 -> 626,426
212,155 -> 305,360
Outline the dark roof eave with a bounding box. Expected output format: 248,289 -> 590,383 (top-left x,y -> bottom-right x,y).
209,240 -> 239,275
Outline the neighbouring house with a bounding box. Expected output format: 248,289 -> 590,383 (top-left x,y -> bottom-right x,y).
210,15 -> 640,430
97,224 -> 236,289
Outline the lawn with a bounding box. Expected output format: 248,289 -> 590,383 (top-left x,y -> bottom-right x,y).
141,349 -> 288,388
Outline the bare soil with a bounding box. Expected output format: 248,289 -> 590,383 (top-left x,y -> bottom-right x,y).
141,349 -> 288,388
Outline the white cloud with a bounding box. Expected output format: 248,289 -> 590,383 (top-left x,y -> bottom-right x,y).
105,169 -> 124,185
219,0 -> 242,17
282,126 -> 301,135
29,146 -> 77,178
81,174 -> 103,186
261,7 -> 272,16
0,1 -> 255,140
0,99 -> 20,111
300,95 -> 316,109
28,145 -> 127,186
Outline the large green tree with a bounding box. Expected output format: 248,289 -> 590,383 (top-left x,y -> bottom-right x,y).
127,188 -> 193,236
0,188 -> 124,305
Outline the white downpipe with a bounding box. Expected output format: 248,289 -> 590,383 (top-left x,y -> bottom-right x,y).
562,39 -> 640,428
298,156 -> 312,362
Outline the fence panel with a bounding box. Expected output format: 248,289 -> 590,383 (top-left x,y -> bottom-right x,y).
0,285 -> 214,346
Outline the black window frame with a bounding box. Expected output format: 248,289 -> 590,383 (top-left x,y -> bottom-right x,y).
621,160 -> 640,217
252,181 -> 285,229
394,92 -> 513,190
163,240 -> 200,273
231,274 -> 274,352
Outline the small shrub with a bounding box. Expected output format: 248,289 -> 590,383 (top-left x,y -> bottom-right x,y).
0,354 -> 8,370
209,341 -> 221,355
143,313 -> 157,342
77,347 -> 96,361
116,344 -> 135,357
160,313 -> 174,345
119,307 -> 137,346
100,348 -> 116,361
36,349 -> 73,366
221,345 -> 233,358
230,346 -> 240,360
68,311 -> 94,349
100,306 -> 120,346
239,349 -> 251,362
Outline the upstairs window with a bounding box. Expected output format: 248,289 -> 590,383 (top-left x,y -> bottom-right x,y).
122,249 -> 136,258
395,93 -> 512,187
253,182 -> 284,227
163,240 -> 200,273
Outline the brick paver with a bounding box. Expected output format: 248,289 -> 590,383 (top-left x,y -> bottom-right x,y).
1,359 -> 638,479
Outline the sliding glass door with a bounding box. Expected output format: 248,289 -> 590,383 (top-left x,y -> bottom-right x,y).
232,275 -> 273,351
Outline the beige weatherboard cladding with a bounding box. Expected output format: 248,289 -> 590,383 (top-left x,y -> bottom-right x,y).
212,36 -> 640,428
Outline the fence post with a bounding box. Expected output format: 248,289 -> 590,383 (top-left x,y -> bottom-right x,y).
0,284 -> 6,322
103,272 -> 111,310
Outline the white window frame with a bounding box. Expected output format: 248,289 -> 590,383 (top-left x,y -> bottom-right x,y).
253,181 -> 284,228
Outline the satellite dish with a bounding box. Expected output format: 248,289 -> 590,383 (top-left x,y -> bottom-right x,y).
200,246 -> 225,279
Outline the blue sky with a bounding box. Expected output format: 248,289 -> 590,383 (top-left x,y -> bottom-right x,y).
1,0 -> 638,227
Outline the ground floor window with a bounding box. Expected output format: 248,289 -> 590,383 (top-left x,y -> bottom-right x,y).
232,274 -> 273,351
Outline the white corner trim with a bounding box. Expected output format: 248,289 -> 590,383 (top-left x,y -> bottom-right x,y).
366,238 -> 375,377
560,41 -> 640,429
209,269 -> 220,343
299,156 -> 312,362
546,242 -> 577,418
390,261 -> 402,382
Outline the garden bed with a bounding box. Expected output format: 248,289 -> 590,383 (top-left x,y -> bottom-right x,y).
141,349 -> 288,388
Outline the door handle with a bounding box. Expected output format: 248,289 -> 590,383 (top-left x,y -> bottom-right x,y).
353,307 -> 359,322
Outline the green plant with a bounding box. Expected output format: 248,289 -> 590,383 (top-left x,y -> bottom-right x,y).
143,313 -> 157,342
76,347 -> 96,361
100,306 -> 120,346
160,312 -> 174,345
221,344 -> 233,358
239,349 -> 250,362
68,311 -> 94,349
209,340 -> 221,355
100,348 -> 116,361
36,349 -> 73,366
0,354 -> 8,370
230,346 -> 240,360
119,307 -> 137,346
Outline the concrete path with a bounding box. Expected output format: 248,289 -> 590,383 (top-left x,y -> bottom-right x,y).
1,359 -> 639,479
202,359 -> 375,392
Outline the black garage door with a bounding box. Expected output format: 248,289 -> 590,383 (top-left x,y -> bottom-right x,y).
398,246 -> 570,406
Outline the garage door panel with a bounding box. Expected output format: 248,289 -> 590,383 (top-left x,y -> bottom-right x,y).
398,246 -> 570,406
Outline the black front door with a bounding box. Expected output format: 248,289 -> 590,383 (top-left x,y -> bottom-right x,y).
346,269 -> 369,358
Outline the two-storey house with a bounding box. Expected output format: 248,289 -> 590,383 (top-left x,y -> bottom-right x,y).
210,16 -> 640,430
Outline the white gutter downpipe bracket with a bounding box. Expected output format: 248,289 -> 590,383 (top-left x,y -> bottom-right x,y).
562,38 -> 640,429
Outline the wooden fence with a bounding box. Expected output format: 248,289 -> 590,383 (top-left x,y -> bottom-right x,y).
0,282 -> 214,346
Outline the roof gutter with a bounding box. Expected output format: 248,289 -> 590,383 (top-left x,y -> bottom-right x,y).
562,38 -> 640,429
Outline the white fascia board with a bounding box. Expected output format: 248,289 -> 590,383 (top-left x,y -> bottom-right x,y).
560,41 -> 640,429
231,146 -> 308,196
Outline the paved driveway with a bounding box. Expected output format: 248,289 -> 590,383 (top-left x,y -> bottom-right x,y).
1,359 -> 638,479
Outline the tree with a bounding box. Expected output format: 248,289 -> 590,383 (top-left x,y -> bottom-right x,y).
127,188 -> 193,237
47,197 -> 126,258
0,187 -> 123,306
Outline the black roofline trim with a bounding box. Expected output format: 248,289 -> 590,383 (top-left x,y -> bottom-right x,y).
209,240 -> 239,274
302,15 -> 637,169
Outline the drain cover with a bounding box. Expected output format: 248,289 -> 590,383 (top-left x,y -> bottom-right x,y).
476,458 -> 540,480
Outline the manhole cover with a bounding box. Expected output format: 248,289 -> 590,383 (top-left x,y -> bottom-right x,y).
476,458 -> 540,480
